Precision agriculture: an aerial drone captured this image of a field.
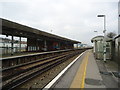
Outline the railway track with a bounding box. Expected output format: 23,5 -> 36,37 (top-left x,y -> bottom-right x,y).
1,50 -> 82,89
2,51 -> 70,79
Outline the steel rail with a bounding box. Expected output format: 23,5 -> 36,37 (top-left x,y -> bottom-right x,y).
2,51 -> 81,90
2,52 -> 72,82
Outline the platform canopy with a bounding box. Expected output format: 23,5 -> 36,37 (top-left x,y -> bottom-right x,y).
0,18 -> 81,44
91,36 -> 104,43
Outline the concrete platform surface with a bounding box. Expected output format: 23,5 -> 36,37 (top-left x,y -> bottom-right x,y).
44,50 -> 106,89
85,51 -> 105,88
43,50 -> 119,89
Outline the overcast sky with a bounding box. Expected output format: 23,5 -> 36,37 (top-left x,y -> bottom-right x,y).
0,0 -> 119,45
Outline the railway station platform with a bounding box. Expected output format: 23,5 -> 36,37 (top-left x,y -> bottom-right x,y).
1,52 -> 37,58
43,50 -> 119,89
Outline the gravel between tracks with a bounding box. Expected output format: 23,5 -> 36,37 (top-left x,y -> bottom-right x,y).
16,54 -> 80,89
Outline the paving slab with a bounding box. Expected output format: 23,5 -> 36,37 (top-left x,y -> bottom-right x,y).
85,51 -> 105,88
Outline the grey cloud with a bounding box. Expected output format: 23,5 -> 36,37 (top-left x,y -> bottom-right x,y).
0,1 -> 118,45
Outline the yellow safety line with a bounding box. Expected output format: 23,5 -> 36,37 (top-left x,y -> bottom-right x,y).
70,51 -> 89,89
81,52 -> 89,88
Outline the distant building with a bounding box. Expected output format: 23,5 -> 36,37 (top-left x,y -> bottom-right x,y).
0,37 -> 27,46
0,38 -> 11,43
0,37 -> 27,54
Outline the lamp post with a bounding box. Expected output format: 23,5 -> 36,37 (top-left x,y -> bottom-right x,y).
97,15 -> 106,62
94,30 -> 98,36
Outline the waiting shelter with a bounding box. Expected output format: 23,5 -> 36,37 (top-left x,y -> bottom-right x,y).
91,36 -> 112,60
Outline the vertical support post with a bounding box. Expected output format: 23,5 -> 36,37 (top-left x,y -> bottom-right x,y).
97,15 -> 106,62
19,37 -> 21,52
76,44 -> 78,49
3,41 -> 5,54
104,16 -> 106,31
103,35 -> 106,62
36,39 -> 39,51
93,41 -> 96,53
27,38 -> 29,52
11,35 -> 14,55
44,40 -> 47,51
103,16 -> 106,62
95,41 -> 97,58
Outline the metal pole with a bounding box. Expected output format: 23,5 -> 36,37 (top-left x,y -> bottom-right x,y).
103,16 -> 106,62
97,15 -> 107,62
11,35 -> 14,55
19,37 -> 21,52
44,40 -> 47,51
104,16 -> 106,30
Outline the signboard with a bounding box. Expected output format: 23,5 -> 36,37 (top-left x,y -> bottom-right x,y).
53,42 -> 59,49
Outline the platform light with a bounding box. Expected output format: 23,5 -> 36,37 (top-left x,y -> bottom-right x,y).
97,15 -> 105,17
94,31 -> 97,32
97,14 -> 106,63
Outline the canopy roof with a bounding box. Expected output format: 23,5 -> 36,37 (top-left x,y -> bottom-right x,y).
1,18 -> 81,44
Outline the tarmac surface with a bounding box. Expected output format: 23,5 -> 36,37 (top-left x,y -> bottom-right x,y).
96,59 -> 119,88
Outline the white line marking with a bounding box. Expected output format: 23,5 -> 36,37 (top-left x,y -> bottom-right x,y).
42,51 -> 86,90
